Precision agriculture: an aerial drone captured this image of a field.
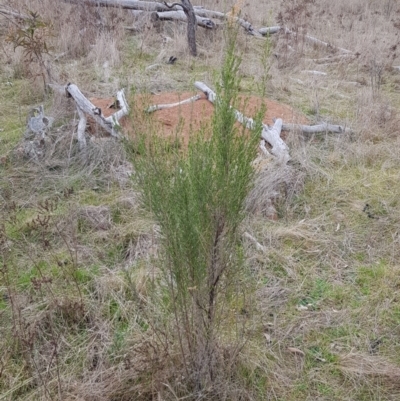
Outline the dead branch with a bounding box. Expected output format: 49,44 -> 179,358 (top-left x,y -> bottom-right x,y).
145,94 -> 202,112
311,54 -> 356,64
65,83 -> 129,139
192,7 -> 261,36
194,81 -> 290,162
155,10 -> 215,29
281,122 -> 353,135
76,107 -> 87,150
63,0 -> 179,12
0,6 -> 29,20
243,232 -> 267,252
259,25 -> 353,54
258,26 -> 281,35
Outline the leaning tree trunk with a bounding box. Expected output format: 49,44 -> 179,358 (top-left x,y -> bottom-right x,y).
182,0 -> 197,56
165,0 -> 197,55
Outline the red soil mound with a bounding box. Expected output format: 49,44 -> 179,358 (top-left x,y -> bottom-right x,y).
90,91 -> 308,145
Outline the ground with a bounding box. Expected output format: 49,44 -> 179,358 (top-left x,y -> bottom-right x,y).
90,91 -> 309,146
1,0 -> 400,400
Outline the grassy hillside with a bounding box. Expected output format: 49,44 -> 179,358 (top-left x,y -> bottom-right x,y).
1,0 -> 400,400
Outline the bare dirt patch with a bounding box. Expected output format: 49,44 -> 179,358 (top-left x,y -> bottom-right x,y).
90,91 -> 309,145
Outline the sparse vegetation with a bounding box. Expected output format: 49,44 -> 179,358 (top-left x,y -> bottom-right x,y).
1,0 -> 400,400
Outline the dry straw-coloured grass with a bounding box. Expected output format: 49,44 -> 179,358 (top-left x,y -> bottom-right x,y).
2,0 -> 400,399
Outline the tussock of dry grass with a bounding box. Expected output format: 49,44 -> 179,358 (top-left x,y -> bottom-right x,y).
247,161 -> 306,218
339,353 -> 400,390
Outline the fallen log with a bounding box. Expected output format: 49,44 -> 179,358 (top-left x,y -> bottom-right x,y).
192,7 -> 261,36
0,6 -> 29,20
76,107 -> 87,150
302,70 -> 327,76
65,83 -> 129,139
259,25 -> 353,54
296,30 -> 353,54
281,122 -> 353,135
63,0 -> 180,12
63,0 -> 260,35
194,81 -> 290,162
258,26 -> 281,35
311,54 -> 356,64
145,94 -> 202,112
153,10 -> 215,30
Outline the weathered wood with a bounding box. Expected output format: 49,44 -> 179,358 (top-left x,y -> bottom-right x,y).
302,70 -> 327,76
145,94 -> 202,113
261,119 -> 290,163
108,89 -> 129,135
63,0 -> 259,34
164,1 -> 197,56
63,0 -> 179,12
127,9 -> 215,29
182,0 -> 197,56
259,25 -> 353,54
287,28 -> 353,54
155,10 -> 215,29
259,140 -> 270,156
194,81 -> 290,162
25,105 -> 54,139
65,84 -> 129,139
185,6 -> 261,36
281,122 -> 353,134
21,105 -> 54,160
66,84 -> 114,136
258,26 -> 281,35
76,107 -> 87,150
0,7 -> 29,20
311,54 -> 356,64
192,7 -> 261,36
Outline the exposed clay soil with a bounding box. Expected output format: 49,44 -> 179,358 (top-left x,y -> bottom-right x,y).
90,91 -> 309,146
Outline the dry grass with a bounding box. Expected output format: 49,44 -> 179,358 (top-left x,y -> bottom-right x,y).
1,0 -> 400,399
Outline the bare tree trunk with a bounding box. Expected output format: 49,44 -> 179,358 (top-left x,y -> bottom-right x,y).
165,1 -> 197,56
182,0 -> 197,56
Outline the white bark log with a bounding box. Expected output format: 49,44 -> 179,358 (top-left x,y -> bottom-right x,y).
191,8 -> 261,36
145,94 -> 202,113
0,7 -> 29,20
63,0 -> 179,12
259,140 -> 270,156
106,89 -> 129,137
65,83 -> 128,139
281,122 -> 353,134
311,54 -> 356,64
287,28 -> 353,54
261,119 -> 290,163
258,26 -> 281,35
302,70 -> 327,76
76,107 -> 87,150
194,81 -> 290,162
259,25 -> 353,54
155,10 -> 215,29
63,0 -> 264,34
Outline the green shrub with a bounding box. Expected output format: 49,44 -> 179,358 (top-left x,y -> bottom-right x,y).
129,27 -> 264,395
